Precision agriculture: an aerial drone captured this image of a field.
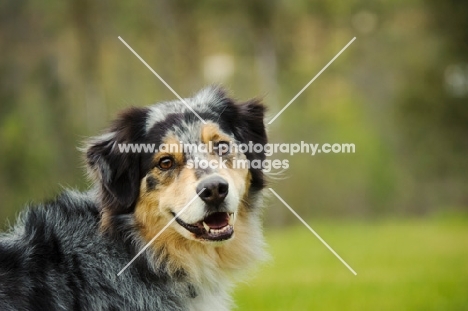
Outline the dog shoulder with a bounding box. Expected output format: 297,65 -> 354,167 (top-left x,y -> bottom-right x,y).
0,190 -> 101,309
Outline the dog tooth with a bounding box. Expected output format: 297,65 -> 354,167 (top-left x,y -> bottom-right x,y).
203,222 -> 210,232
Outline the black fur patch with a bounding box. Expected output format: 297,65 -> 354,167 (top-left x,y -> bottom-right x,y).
188,284 -> 198,299
86,107 -> 149,213
146,175 -> 158,191
217,99 -> 268,191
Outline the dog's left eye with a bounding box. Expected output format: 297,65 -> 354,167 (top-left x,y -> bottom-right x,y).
214,141 -> 230,156
158,157 -> 174,170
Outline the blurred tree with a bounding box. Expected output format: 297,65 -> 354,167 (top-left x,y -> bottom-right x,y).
396,0 -> 468,211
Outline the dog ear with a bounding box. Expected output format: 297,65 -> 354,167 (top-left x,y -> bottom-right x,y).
85,107 -> 149,211
236,99 -> 267,149
236,99 -> 268,190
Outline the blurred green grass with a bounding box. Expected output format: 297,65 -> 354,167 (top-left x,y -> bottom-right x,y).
234,215 -> 468,310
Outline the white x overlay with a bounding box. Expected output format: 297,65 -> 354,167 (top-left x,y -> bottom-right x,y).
117,189 -> 205,276
268,37 -> 356,124
118,36 -> 206,124
269,188 -> 357,275
116,34 -> 357,277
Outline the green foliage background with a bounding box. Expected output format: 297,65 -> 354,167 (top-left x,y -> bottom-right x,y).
0,0 -> 467,309
235,215 -> 468,310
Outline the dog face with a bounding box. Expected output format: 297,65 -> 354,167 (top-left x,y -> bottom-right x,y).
85,87 -> 267,246
140,123 -> 250,242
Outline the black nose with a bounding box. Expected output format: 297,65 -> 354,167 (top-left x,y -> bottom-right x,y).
196,176 -> 229,206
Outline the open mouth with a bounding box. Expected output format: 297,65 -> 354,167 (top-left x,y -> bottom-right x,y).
173,212 -> 235,241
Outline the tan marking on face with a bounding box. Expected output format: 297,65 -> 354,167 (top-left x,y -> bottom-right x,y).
134,158 -> 254,270
153,135 -> 184,167
135,162 -> 200,238
201,123 -> 231,145
136,199 -> 265,280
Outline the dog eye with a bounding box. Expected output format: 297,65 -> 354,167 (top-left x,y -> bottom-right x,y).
215,141 -> 230,156
158,157 -> 174,170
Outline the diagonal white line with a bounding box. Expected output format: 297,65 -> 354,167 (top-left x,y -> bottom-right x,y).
268,37 -> 356,124
118,36 -> 206,124
117,188 -> 205,276
268,188 -> 357,275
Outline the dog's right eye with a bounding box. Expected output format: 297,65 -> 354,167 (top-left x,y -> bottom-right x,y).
215,141 -> 230,156
158,157 -> 174,170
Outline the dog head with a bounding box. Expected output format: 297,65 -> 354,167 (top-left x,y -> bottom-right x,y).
85,86 -> 267,245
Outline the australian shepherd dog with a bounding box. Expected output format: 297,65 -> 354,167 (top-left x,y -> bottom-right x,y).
0,86 -> 268,310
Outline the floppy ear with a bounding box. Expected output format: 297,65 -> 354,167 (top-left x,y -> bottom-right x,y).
236,99 -> 267,151
236,99 -> 268,190
85,107 -> 149,212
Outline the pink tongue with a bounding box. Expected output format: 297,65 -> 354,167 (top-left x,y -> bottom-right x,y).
204,212 -> 229,229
